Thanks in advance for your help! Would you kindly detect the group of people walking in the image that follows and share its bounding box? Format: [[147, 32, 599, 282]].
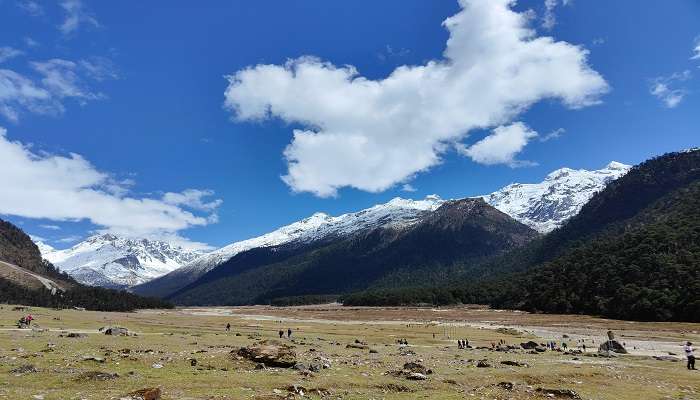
[[278, 328, 293, 339], [457, 339, 470, 349]]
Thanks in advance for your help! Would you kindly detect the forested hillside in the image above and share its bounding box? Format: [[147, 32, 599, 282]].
[[168, 199, 537, 305], [345, 150, 700, 322]]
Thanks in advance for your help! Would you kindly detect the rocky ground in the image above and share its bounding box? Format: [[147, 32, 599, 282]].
[[1, 304, 699, 399]]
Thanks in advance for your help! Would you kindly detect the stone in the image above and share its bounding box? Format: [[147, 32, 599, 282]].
[[535, 388, 582, 399], [235, 340, 297, 368], [498, 381, 514, 390], [126, 387, 161, 400], [598, 340, 627, 354], [10, 364, 38, 374], [501, 360, 528, 367], [520, 341, 539, 349], [476, 360, 491, 368], [406, 372, 428, 380]]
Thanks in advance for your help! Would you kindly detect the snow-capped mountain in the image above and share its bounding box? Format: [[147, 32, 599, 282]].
[[482, 161, 631, 233], [40, 234, 204, 288], [164, 195, 444, 281]]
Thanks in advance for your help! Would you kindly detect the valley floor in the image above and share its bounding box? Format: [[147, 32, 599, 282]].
[[1, 304, 699, 399]]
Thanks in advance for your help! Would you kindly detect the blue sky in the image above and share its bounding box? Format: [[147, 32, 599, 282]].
[[0, 0, 698, 249]]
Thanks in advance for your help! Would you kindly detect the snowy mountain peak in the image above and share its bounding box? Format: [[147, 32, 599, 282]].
[[483, 162, 631, 233], [41, 234, 204, 288]]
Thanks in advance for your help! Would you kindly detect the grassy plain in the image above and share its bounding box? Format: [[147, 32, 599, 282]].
[[1, 304, 698, 399]]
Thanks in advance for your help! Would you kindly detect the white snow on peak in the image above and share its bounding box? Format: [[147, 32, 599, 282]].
[[176, 195, 445, 278], [41, 234, 203, 288], [482, 162, 631, 233]]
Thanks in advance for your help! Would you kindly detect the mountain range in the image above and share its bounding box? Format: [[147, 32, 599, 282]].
[[37, 162, 630, 293]]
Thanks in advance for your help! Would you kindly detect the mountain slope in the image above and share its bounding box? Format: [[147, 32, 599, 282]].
[[43, 234, 203, 288], [133, 196, 443, 297], [167, 199, 537, 305], [0, 219, 171, 311]]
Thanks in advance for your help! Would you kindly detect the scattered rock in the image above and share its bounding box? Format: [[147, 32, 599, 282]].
[[236, 340, 297, 368], [535, 388, 582, 399], [653, 355, 680, 362], [496, 327, 522, 335], [82, 356, 106, 363], [377, 383, 415, 392], [346, 343, 369, 350], [66, 332, 87, 338], [476, 359, 491, 368], [10, 364, 38, 374], [402, 361, 431, 375]]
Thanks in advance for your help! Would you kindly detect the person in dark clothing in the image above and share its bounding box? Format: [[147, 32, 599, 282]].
[[225, 323, 231, 332], [287, 328, 292, 339], [278, 329, 284, 339]]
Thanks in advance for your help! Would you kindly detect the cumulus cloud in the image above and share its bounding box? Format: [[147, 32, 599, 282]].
[[59, 0, 99, 36], [650, 70, 691, 108], [0, 57, 114, 122], [0, 47, 23, 64], [0, 127, 221, 249], [223, 0, 608, 197], [458, 122, 538, 167]]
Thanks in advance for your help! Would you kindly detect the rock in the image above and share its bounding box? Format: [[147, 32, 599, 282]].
[[406, 372, 428, 380], [497, 381, 514, 390], [653, 355, 680, 362], [102, 326, 130, 336], [476, 360, 491, 368], [402, 362, 431, 375], [236, 340, 297, 368], [496, 327, 522, 335], [190, 358, 197, 367], [151, 363, 163, 369], [346, 343, 369, 350], [83, 356, 106, 363], [66, 332, 87, 338], [10, 364, 38, 374], [520, 341, 539, 349], [76, 371, 119, 381], [501, 360, 528, 367], [598, 340, 627, 354], [535, 388, 582, 399], [369, 349, 378, 354], [126, 387, 161, 400]]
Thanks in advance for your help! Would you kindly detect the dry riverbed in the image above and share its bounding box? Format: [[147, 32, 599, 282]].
[[1, 304, 699, 399]]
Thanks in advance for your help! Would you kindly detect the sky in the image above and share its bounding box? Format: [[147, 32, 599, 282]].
[[0, 0, 698, 250]]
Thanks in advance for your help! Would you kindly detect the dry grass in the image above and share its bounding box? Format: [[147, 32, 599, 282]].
[[1, 304, 699, 399]]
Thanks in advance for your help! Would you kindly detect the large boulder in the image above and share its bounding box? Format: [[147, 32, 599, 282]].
[[598, 340, 627, 354], [236, 340, 297, 368], [520, 341, 539, 350], [101, 326, 130, 336]]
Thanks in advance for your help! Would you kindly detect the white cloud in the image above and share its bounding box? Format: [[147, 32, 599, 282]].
[[163, 189, 224, 212], [0, 57, 114, 122], [223, 0, 607, 197], [56, 235, 81, 243], [0, 47, 23, 64], [59, 0, 99, 36], [401, 184, 417, 192], [39, 224, 61, 230], [0, 127, 220, 249], [458, 122, 538, 167], [540, 127, 565, 142], [24, 37, 40, 48], [542, 0, 558, 30], [692, 38, 700, 60], [650, 70, 691, 108], [17, 0, 44, 17]]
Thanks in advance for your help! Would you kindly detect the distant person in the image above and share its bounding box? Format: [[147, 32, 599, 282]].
[[225, 323, 231, 332], [457, 340, 463, 349], [582, 344, 586, 352], [26, 314, 33, 326], [278, 330, 284, 339], [464, 339, 469, 348], [287, 328, 292, 339], [685, 342, 696, 370]]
